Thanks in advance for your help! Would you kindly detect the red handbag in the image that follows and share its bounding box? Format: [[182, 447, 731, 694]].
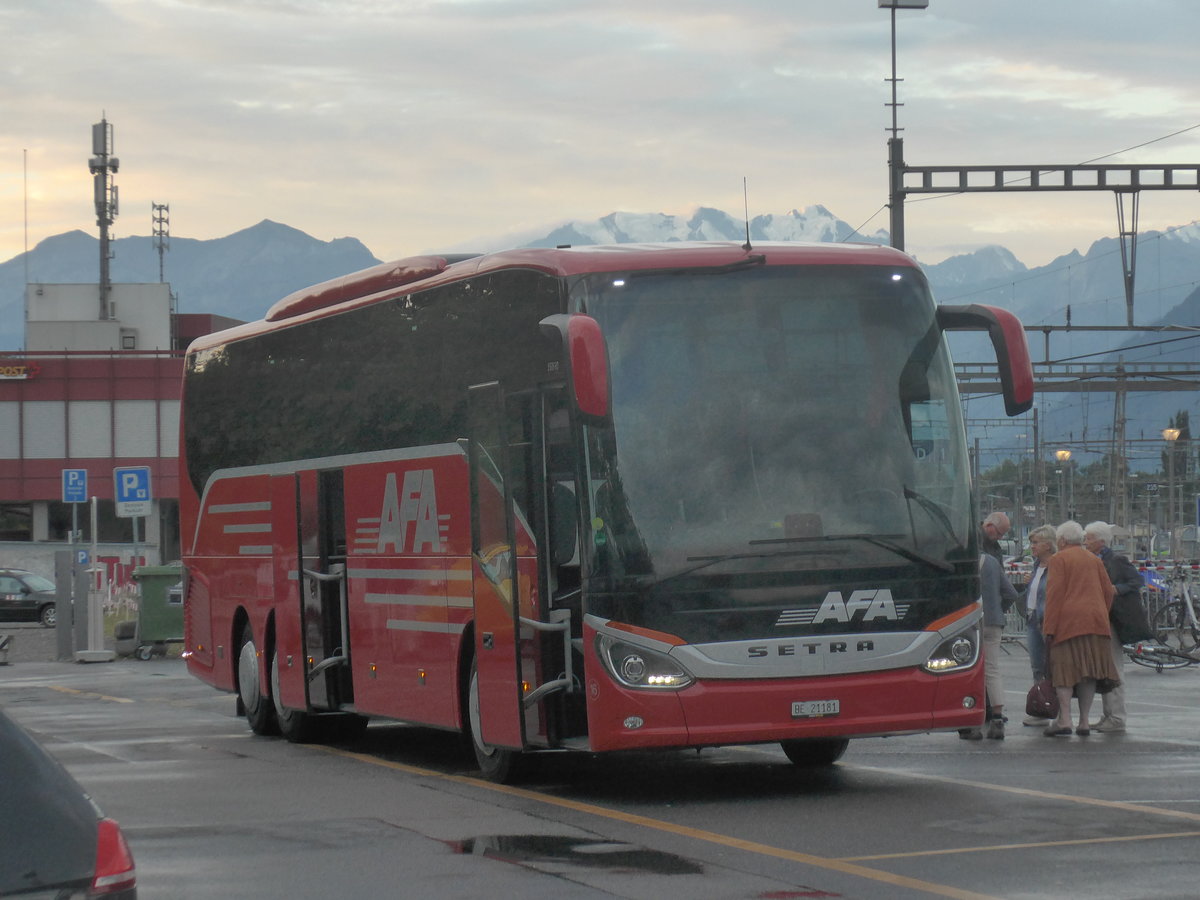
[[1026, 679, 1059, 719]]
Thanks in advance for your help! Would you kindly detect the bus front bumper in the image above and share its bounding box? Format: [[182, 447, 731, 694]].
[[584, 663, 985, 753]]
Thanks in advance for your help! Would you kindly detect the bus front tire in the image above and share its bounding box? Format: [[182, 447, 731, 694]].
[[238, 622, 279, 736], [780, 738, 849, 767], [467, 658, 523, 783]]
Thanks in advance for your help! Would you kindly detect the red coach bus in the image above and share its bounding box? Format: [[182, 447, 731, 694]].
[[179, 241, 1032, 780]]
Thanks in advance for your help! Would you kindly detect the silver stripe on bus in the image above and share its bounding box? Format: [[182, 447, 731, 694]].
[[208, 501, 272, 514], [238, 546, 273, 555], [363, 594, 472, 610], [223, 523, 271, 534], [385, 620, 466, 634], [364, 593, 445, 607], [347, 567, 471, 581]]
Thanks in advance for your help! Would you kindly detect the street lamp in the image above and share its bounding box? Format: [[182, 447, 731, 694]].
[[1163, 427, 1180, 546], [1056, 451, 1075, 520]]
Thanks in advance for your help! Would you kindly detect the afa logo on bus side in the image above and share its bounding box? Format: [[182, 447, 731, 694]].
[[374, 469, 449, 553]]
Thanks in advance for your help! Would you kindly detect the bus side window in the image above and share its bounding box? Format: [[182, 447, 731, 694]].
[[550, 482, 579, 569], [544, 400, 581, 603]]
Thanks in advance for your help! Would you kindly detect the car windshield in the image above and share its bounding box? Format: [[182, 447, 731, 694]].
[[573, 263, 972, 587], [21, 573, 56, 592]]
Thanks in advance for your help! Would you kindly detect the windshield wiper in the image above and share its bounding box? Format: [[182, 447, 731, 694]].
[[640, 544, 845, 589], [749, 533, 955, 573], [902, 486, 962, 547]]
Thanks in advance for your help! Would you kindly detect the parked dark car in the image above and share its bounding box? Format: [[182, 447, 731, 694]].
[[0, 568, 57, 627], [0, 707, 137, 897]]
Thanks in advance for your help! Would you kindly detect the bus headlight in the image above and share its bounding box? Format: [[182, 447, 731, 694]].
[[596, 635, 694, 690], [922, 627, 980, 673]]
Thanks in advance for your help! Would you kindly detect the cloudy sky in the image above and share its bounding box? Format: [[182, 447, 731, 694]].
[[3, 0, 1199, 268]]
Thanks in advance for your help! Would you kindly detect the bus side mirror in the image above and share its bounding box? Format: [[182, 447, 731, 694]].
[[539, 314, 610, 422], [936, 304, 1034, 417]]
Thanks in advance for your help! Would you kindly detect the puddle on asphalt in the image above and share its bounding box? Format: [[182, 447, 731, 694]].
[[446, 834, 704, 875]]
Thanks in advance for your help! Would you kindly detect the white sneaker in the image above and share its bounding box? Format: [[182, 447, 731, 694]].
[[1023, 714, 1051, 726], [1096, 719, 1126, 734]]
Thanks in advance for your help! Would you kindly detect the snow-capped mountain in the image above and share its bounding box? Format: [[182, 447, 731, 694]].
[[525, 205, 889, 249], [2, 206, 1195, 471]]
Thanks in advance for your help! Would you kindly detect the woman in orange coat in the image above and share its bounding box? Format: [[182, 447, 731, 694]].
[[1042, 520, 1121, 736]]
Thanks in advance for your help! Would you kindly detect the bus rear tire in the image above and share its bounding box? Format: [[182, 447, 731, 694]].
[[271, 646, 321, 743], [780, 738, 848, 767], [238, 622, 279, 736], [468, 658, 523, 783]]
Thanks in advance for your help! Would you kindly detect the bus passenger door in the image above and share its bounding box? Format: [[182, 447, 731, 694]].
[[297, 468, 354, 711], [468, 382, 525, 751]]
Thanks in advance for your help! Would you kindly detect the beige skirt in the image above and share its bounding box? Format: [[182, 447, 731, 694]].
[[1048, 634, 1120, 691]]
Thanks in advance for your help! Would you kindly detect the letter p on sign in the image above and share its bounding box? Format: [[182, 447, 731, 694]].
[[114, 466, 153, 517]]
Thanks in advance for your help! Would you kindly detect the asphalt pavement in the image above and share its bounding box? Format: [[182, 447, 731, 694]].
[[3, 617, 1199, 900]]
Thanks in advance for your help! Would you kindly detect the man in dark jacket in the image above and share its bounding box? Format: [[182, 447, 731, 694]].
[[1084, 521, 1152, 734]]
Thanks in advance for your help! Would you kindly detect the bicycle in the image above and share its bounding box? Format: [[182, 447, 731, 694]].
[[1127, 564, 1200, 672]]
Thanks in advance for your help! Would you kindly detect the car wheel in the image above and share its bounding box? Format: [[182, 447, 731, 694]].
[[237, 622, 279, 736], [39, 603, 56, 628]]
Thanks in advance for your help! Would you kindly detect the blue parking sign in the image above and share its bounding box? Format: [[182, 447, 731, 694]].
[[114, 466, 153, 517], [62, 468, 88, 503]]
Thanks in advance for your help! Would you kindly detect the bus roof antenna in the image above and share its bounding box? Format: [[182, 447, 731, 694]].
[[742, 177, 753, 252]]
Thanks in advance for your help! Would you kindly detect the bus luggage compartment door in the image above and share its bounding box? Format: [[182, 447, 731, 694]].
[[468, 382, 526, 751]]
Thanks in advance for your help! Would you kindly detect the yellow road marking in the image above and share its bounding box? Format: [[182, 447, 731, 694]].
[[841, 830, 1200, 861], [49, 685, 134, 704], [322, 747, 999, 900], [849, 764, 1200, 825]]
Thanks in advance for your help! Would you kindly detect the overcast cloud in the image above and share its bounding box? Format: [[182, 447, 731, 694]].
[[2, 0, 1198, 267]]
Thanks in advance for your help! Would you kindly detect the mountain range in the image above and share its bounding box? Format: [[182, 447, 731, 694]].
[[2, 205, 1196, 467]]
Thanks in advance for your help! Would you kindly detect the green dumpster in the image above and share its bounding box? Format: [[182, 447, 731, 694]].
[[131, 564, 184, 660]]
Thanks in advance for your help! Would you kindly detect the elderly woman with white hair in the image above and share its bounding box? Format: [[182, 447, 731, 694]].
[[1041, 520, 1122, 736]]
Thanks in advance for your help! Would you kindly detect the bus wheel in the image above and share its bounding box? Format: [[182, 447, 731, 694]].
[[270, 646, 320, 743], [780, 738, 848, 767], [237, 623, 279, 736], [467, 658, 523, 783]]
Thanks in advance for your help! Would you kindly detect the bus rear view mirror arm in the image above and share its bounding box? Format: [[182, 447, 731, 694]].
[[936, 304, 1034, 417], [539, 313, 611, 423]]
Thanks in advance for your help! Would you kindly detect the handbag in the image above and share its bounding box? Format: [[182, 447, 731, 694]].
[[1026, 678, 1059, 719]]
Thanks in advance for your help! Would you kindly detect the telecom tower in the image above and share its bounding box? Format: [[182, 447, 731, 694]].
[[152, 202, 170, 282], [89, 116, 119, 320]]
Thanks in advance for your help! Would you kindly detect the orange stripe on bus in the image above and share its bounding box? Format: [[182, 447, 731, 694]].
[[924, 602, 981, 633], [606, 621, 688, 646]]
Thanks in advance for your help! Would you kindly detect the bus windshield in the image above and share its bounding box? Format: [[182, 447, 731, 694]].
[[574, 263, 972, 590]]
